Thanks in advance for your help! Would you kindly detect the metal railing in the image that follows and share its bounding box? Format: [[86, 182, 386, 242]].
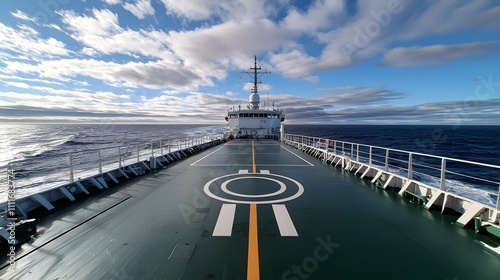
[[1, 134, 224, 202], [284, 134, 500, 210]]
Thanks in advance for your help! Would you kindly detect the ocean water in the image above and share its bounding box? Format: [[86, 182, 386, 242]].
[[0, 124, 225, 201], [0, 124, 499, 206]]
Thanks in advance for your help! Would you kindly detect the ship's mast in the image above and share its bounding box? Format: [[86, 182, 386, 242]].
[[242, 56, 270, 94]]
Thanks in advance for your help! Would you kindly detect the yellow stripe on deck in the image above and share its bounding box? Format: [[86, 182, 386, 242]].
[[247, 140, 260, 279], [247, 203, 259, 279]]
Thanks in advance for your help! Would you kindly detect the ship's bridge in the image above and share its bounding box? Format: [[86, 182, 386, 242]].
[[225, 57, 285, 139]]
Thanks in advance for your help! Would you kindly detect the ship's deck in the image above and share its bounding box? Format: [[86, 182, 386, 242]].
[[2, 140, 499, 279]]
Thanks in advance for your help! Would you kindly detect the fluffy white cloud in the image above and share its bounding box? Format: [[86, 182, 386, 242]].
[[124, 0, 155, 19], [159, 0, 282, 21], [10, 10, 36, 22], [0, 22, 69, 59], [103, 0, 121, 5], [59, 9, 172, 59], [382, 41, 500, 67], [281, 0, 344, 33], [4, 58, 212, 90]]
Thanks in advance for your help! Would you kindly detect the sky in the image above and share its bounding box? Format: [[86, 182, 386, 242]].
[[0, 0, 499, 125]]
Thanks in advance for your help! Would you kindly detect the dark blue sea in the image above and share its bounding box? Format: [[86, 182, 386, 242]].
[[1, 124, 499, 206]]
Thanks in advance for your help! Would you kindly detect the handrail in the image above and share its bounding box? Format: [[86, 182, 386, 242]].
[[1, 133, 225, 201], [285, 133, 500, 169], [284, 133, 500, 210]]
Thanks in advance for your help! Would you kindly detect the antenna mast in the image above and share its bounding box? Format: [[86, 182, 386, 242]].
[[241, 56, 270, 94]]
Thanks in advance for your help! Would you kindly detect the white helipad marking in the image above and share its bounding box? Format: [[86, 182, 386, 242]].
[[239, 170, 249, 174], [260, 170, 270, 174], [272, 204, 298, 236], [221, 176, 286, 198], [213, 204, 236, 236], [204, 173, 304, 205], [190, 146, 225, 166]]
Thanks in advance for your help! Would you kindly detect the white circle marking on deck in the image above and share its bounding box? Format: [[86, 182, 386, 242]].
[[221, 176, 286, 198], [204, 173, 304, 204]]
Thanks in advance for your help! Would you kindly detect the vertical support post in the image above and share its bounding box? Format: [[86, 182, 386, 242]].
[[440, 158, 446, 190], [168, 140, 171, 153], [119, 147, 122, 168], [356, 144, 359, 162], [324, 139, 328, 160], [69, 153, 74, 183], [351, 144, 353, 159], [496, 184, 500, 211], [98, 149, 102, 175], [151, 142, 154, 158], [333, 141, 336, 156], [385, 149, 389, 171], [341, 142, 345, 155], [408, 153, 413, 179], [137, 145, 140, 163], [369, 146, 373, 166], [280, 123, 285, 143]]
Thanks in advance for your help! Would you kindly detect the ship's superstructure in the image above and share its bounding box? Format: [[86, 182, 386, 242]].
[[225, 56, 284, 139]]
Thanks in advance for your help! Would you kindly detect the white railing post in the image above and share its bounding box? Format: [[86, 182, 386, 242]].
[[385, 149, 389, 171], [168, 140, 171, 153], [440, 158, 446, 190], [408, 153, 413, 179], [356, 144, 359, 162], [151, 142, 154, 158], [333, 141, 336, 156], [119, 147, 122, 168], [351, 144, 353, 159], [69, 153, 74, 183], [98, 149, 102, 175], [325, 139, 329, 160], [369, 146, 373, 166], [496, 184, 500, 211], [137, 145, 140, 163]]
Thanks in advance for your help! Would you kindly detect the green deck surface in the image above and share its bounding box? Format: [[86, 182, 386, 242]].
[[1, 140, 499, 279]]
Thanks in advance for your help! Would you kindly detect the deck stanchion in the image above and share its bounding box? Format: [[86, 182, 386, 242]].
[[385, 149, 389, 171], [408, 153, 413, 179], [69, 153, 74, 183], [356, 144, 359, 161], [369, 146, 373, 166], [168, 140, 171, 153], [440, 158, 446, 190], [137, 145, 140, 163], [98, 150, 102, 175], [325, 138, 329, 160], [496, 184, 500, 211], [119, 147, 122, 168]]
